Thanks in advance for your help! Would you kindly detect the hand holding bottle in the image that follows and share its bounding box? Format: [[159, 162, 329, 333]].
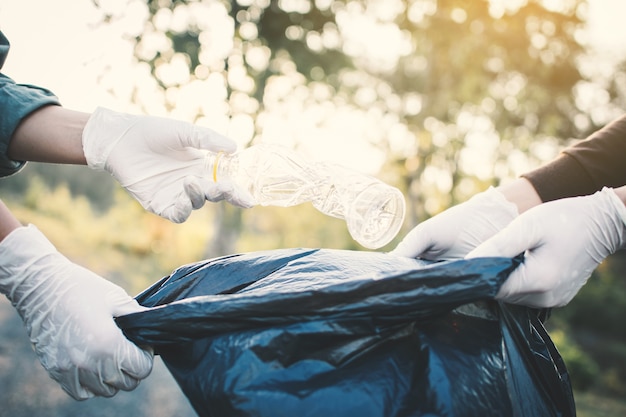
[[82, 107, 255, 223]]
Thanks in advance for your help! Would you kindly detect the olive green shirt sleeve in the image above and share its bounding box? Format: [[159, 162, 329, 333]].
[[0, 31, 61, 177], [522, 114, 626, 202]]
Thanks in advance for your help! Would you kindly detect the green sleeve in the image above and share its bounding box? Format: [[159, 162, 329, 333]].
[[0, 31, 61, 177], [522, 114, 626, 201]]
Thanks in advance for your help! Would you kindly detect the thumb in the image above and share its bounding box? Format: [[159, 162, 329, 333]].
[[491, 256, 542, 306], [107, 286, 148, 317], [108, 290, 154, 381], [155, 191, 193, 224], [465, 219, 545, 305], [389, 224, 433, 258], [466, 219, 538, 259], [186, 125, 237, 153]]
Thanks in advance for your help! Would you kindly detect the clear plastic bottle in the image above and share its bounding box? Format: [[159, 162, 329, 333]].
[[204, 144, 406, 249]]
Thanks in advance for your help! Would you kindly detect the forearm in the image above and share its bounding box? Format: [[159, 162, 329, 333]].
[[8, 105, 89, 165]]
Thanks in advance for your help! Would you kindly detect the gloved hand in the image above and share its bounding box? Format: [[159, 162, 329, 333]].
[[390, 187, 518, 260], [82, 107, 254, 223], [0, 225, 153, 400], [467, 187, 626, 307]]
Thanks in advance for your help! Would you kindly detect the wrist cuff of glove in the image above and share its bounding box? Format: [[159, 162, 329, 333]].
[[0, 224, 58, 295], [602, 186, 626, 223], [82, 107, 130, 171], [475, 186, 520, 217], [601, 187, 626, 248]]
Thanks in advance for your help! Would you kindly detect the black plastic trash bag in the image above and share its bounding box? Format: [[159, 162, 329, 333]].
[[116, 248, 575, 417]]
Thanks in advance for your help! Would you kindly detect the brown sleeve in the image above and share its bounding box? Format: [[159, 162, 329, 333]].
[[522, 114, 626, 202]]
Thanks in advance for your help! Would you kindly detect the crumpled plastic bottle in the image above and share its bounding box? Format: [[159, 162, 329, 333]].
[[204, 144, 405, 249]]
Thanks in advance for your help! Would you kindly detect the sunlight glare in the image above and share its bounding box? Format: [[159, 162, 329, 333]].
[[407, 0, 437, 25], [278, 0, 311, 14], [337, 9, 411, 73], [488, 0, 527, 18], [155, 53, 191, 86], [1, 0, 626, 176]]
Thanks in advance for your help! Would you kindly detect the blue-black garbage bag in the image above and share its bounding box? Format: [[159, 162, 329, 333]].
[[116, 248, 575, 417]]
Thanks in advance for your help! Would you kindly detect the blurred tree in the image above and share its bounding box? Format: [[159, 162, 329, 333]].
[[374, 0, 587, 227], [0, 163, 117, 211], [129, 0, 356, 254], [120, 0, 589, 253], [549, 250, 626, 396]]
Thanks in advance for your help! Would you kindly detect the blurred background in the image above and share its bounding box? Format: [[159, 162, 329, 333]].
[[1, 0, 625, 415]]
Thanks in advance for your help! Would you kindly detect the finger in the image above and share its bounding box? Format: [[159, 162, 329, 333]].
[[157, 193, 192, 223], [183, 177, 208, 210], [106, 299, 154, 389], [466, 218, 538, 259], [197, 177, 226, 203], [118, 344, 154, 382], [217, 180, 256, 208], [77, 367, 119, 398], [109, 374, 141, 393], [494, 260, 531, 303], [108, 287, 147, 317], [56, 373, 95, 400], [495, 248, 573, 308], [200, 178, 256, 208], [81, 344, 150, 395], [495, 262, 557, 308], [111, 335, 154, 388], [187, 125, 237, 154], [389, 224, 433, 258]]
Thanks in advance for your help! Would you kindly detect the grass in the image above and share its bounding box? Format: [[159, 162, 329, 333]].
[[575, 391, 626, 417]]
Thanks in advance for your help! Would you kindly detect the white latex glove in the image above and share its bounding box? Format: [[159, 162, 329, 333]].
[[467, 187, 626, 308], [0, 225, 153, 400], [82, 107, 254, 223], [390, 187, 518, 260]]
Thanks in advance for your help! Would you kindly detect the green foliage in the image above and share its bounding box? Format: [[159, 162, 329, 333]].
[[5, 179, 216, 294], [550, 328, 600, 391], [0, 162, 116, 211], [238, 203, 360, 252], [141, 0, 352, 98], [575, 390, 626, 417], [126, 0, 593, 249], [383, 0, 586, 226], [555, 254, 626, 340], [549, 252, 626, 397]]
